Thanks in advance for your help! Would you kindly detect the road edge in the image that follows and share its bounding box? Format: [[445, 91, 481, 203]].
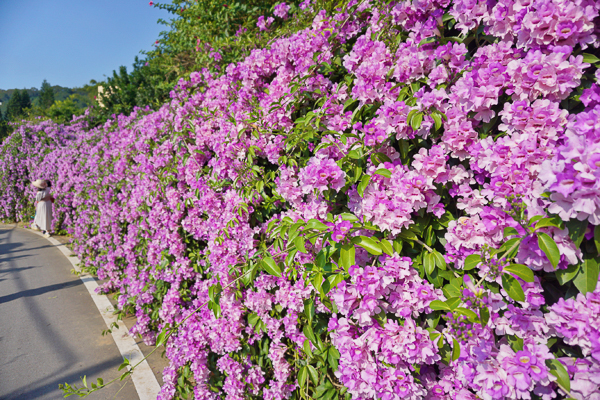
[[28, 228, 161, 400]]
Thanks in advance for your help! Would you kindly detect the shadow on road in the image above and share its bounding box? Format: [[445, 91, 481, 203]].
[[0, 280, 82, 304], [1, 356, 133, 400]]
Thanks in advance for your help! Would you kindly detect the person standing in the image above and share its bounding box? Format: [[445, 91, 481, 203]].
[[31, 179, 54, 238]]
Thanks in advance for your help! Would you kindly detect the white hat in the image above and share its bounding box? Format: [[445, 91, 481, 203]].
[[32, 179, 47, 189]]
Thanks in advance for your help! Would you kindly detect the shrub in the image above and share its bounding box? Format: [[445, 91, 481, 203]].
[[2, 1, 600, 399]]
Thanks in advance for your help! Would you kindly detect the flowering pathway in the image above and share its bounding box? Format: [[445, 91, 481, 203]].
[[0, 225, 138, 400]]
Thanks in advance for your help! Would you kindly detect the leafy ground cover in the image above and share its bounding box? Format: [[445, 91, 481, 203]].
[[2, 1, 600, 399]]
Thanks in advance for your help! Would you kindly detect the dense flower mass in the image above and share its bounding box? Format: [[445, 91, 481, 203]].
[[1, 1, 600, 399]]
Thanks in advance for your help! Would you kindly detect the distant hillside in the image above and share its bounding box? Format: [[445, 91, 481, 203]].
[[0, 85, 94, 114]]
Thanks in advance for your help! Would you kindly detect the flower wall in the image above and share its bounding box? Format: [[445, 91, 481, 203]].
[[1, 1, 600, 399]]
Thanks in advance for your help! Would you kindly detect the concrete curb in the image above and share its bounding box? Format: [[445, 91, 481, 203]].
[[29, 229, 161, 400]]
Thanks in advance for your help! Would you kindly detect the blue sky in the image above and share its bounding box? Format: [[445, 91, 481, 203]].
[[0, 0, 171, 90]]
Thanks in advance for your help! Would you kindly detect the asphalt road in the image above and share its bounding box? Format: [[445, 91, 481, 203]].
[[0, 225, 139, 400]]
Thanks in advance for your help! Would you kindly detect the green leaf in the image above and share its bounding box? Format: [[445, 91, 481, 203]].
[[445, 297, 461, 310], [443, 280, 462, 298], [304, 299, 315, 323], [455, 307, 479, 322], [288, 221, 304, 240], [371, 152, 392, 165], [502, 274, 525, 302], [503, 227, 519, 237], [327, 346, 340, 371], [208, 300, 221, 318], [339, 244, 355, 271], [303, 324, 317, 344], [312, 272, 324, 293], [357, 174, 371, 197], [546, 359, 571, 392], [463, 254, 481, 270], [410, 112, 423, 130], [295, 236, 308, 253], [354, 236, 382, 255], [503, 264, 534, 283], [537, 232, 560, 269], [248, 312, 261, 328], [156, 329, 168, 347], [452, 337, 461, 361], [431, 112, 442, 131], [423, 252, 435, 275], [392, 238, 403, 254], [340, 212, 359, 222], [499, 238, 521, 259], [442, 12, 454, 22], [380, 239, 394, 256], [418, 36, 436, 46], [298, 366, 308, 387], [582, 53, 600, 64], [373, 168, 392, 178], [429, 300, 451, 311], [480, 306, 490, 327], [534, 216, 564, 231], [426, 266, 443, 287], [261, 257, 282, 277], [397, 228, 417, 241], [342, 98, 359, 112], [566, 219, 588, 247], [209, 283, 222, 303], [303, 339, 313, 359], [306, 219, 329, 231], [327, 273, 344, 290], [348, 149, 361, 159], [573, 257, 600, 295], [528, 215, 544, 225], [432, 250, 447, 270], [508, 335, 524, 351], [556, 263, 580, 285], [307, 365, 319, 385], [438, 211, 455, 227]]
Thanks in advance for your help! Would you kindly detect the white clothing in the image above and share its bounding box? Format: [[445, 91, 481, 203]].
[[34, 188, 53, 232]]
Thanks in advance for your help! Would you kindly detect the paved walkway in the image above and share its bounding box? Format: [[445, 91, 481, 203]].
[[0, 225, 138, 400]]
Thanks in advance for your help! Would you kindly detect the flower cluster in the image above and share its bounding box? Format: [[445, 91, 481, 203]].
[[0, 1, 599, 399]]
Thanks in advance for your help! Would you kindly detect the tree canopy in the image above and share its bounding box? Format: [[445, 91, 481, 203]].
[[39, 79, 55, 109]]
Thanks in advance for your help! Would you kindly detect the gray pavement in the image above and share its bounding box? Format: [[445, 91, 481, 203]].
[[0, 225, 139, 400]]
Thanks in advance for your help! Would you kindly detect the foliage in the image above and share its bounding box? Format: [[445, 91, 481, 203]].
[[93, 58, 171, 121], [94, 0, 309, 120], [46, 95, 85, 124], [1, 1, 600, 400], [39, 79, 56, 110], [5, 89, 31, 121], [0, 110, 9, 141], [1, 82, 90, 126]]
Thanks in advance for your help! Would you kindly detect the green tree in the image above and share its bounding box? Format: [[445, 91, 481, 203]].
[[0, 108, 7, 141], [39, 79, 55, 109], [94, 0, 307, 121], [6, 90, 23, 121], [94, 58, 170, 120], [46, 95, 83, 123], [19, 89, 31, 111]]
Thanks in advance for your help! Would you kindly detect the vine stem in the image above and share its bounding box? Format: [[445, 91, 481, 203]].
[[415, 238, 433, 253]]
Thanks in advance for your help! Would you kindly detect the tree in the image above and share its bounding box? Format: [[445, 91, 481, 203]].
[[6, 89, 32, 121], [19, 89, 31, 111], [46, 95, 83, 123], [0, 108, 9, 140], [39, 80, 55, 109], [6, 90, 23, 121]]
